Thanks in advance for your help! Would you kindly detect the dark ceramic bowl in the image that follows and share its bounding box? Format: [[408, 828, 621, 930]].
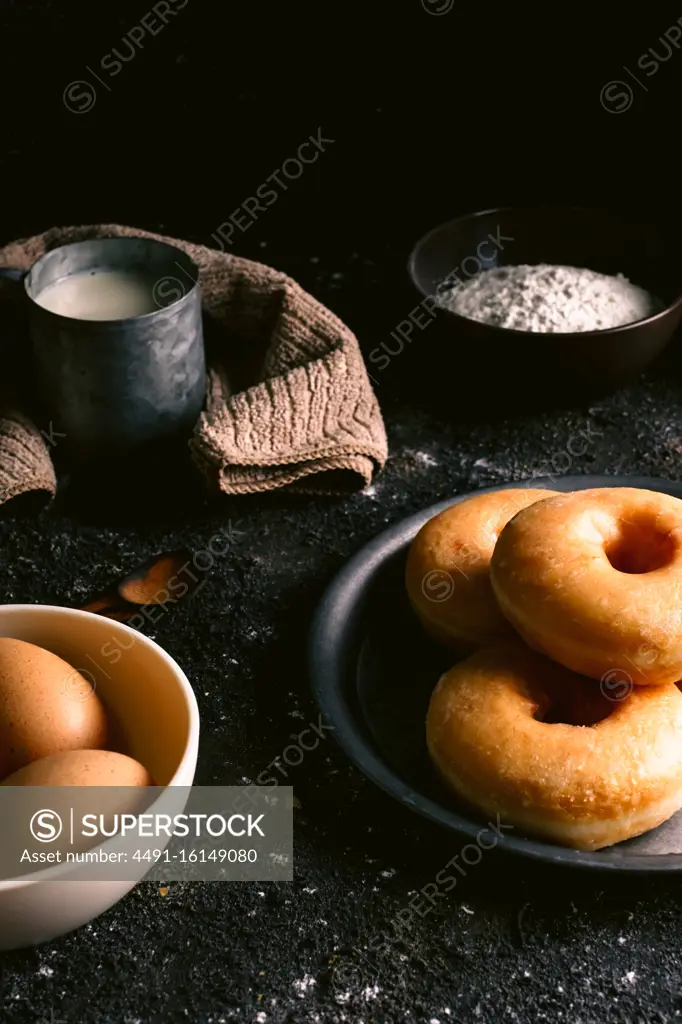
[[407, 207, 682, 405]]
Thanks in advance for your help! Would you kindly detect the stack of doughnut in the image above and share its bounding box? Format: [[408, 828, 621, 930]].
[[405, 487, 682, 850]]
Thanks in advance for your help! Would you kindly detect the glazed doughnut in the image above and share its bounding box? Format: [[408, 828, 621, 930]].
[[405, 488, 559, 650], [490, 487, 682, 686], [426, 642, 682, 850]]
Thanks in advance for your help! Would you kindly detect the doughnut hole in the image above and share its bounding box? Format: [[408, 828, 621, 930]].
[[604, 514, 677, 574], [529, 675, 615, 727]]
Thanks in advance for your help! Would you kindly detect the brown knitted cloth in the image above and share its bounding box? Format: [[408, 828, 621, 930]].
[[0, 409, 56, 511], [0, 224, 387, 501]]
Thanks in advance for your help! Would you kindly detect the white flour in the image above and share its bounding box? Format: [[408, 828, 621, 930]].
[[439, 263, 658, 333]]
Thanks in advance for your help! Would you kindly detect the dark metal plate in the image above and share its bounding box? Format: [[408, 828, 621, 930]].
[[309, 475, 682, 871]]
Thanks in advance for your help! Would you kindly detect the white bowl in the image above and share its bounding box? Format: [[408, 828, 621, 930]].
[[0, 604, 199, 950]]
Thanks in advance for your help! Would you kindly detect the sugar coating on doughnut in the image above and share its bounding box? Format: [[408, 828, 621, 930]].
[[405, 488, 559, 650], [426, 642, 682, 850], [490, 487, 682, 686]]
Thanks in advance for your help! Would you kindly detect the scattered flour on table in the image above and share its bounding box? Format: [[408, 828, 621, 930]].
[[413, 451, 438, 467], [293, 974, 316, 997], [439, 264, 658, 333]]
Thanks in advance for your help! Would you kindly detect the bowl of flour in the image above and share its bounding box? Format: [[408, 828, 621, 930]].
[[438, 264, 661, 334], [406, 206, 682, 402]]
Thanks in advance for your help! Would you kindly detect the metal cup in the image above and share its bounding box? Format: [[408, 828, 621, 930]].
[[2, 236, 206, 459]]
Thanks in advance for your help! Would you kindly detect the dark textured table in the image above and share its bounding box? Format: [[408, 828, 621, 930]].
[[2, 349, 682, 1023]]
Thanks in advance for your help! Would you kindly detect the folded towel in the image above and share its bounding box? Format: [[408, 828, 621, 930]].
[[0, 408, 56, 512], [0, 224, 387, 503]]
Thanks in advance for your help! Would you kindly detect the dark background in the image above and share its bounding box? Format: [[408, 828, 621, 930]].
[[2, 3, 682, 1023], [3, 1, 681, 330]]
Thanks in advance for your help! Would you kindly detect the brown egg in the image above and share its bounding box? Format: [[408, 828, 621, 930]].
[[0, 638, 108, 779], [2, 751, 153, 859], [0, 749, 152, 786]]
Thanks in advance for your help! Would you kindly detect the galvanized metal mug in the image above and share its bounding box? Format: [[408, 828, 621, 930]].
[[0, 237, 206, 458]]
